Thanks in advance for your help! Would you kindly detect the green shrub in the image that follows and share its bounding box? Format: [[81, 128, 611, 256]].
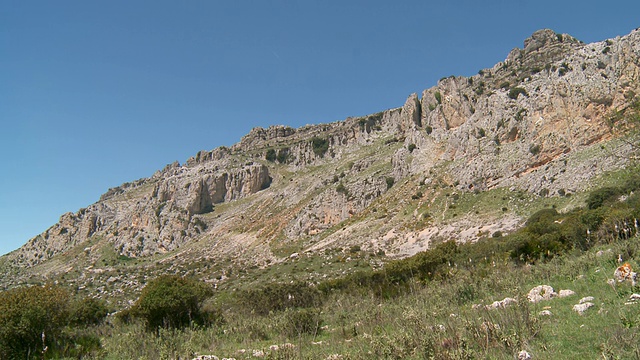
[[408, 143, 417, 152], [508, 87, 528, 100], [622, 174, 640, 193], [386, 177, 395, 190], [586, 187, 621, 209], [558, 62, 571, 76], [276, 148, 290, 163], [336, 183, 349, 196], [311, 137, 329, 157], [529, 144, 541, 155], [0, 285, 70, 359], [434, 91, 442, 104], [280, 308, 323, 337], [580, 208, 606, 231], [525, 208, 559, 233], [425, 125, 433, 134], [69, 297, 109, 326], [385, 241, 458, 283], [265, 148, 276, 162], [129, 275, 214, 331], [236, 282, 324, 315], [319, 268, 407, 299], [515, 108, 527, 121], [358, 118, 367, 130]]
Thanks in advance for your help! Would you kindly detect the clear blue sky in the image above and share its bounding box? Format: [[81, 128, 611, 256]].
[[1, 1, 639, 256]]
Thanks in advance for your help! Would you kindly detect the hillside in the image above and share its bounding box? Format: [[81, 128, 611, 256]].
[[1, 27, 640, 309]]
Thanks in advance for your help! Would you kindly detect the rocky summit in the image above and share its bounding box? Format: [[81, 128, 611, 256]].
[[2, 28, 640, 304]]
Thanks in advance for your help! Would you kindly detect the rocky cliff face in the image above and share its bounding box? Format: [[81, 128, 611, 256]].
[[15, 160, 272, 265], [3, 28, 640, 294]]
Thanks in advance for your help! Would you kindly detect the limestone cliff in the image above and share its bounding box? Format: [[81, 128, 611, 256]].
[[3, 28, 640, 296]]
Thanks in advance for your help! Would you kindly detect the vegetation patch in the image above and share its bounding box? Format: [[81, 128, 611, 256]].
[[508, 87, 528, 100], [311, 137, 330, 157]]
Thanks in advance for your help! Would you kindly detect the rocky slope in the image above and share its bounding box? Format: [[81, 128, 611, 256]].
[[2, 28, 639, 301]]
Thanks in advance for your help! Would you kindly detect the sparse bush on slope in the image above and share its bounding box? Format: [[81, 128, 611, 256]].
[[127, 275, 214, 331], [69, 297, 109, 326], [236, 281, 324, 315]]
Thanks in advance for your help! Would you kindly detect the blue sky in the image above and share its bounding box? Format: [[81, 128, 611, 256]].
[[1, 1, 639, 256]]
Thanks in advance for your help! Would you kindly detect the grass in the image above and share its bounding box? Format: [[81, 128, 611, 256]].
[[24, 228, 637, 359], [5, 183, 640, 359]]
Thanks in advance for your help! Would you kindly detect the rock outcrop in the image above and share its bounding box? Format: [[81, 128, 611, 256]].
[[4, 28, 640, 294]]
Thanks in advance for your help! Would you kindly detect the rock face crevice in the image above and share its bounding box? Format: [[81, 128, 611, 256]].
[[7, 28, 640, 269]]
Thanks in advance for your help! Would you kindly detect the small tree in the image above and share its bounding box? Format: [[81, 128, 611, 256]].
[[0, 285, 70, 359], [130, 275, 213, 331]]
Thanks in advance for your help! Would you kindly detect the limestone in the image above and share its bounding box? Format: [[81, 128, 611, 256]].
[[558, 289, 576, 298], [487, 297, 517, 309], [615, 263, 638, 285], [579, 296, 595, 304], [573, 302, 594, 315], [518, 350, 532, 360], [527, 285, 557, 303]]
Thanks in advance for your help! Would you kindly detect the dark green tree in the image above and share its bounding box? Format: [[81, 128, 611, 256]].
[[0, 285, 70, 359]]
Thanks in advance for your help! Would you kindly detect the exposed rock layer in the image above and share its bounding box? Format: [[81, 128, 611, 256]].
[[6, 28, 640, 273]]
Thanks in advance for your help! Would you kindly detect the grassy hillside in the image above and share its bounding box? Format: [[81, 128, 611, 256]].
[[1, 165, 640, 359]]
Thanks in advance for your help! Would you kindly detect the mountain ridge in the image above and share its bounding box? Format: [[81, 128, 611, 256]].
[[2, 28, 639, 303]]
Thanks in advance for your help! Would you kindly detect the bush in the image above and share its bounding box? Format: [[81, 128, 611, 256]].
[[276, 148, 290, 163], [408, 143, 417, 152], [336, 183, 349, 196], [237, 282, 324, 316], [508, 87, 528, 100], [311, 137, 329, 157], [0, 285, 70, 359], [129, 275, 214, 331], [265, 149, 276, 162], [280, 308, 323, 337], [525, 208, 559, 234], [385, 241, 458, 284], [580, 208, 606, 231], [386, 177, 395, 190], [587, 187, 621, 209], [434, 91, 442, 104], [529, 144, 541, 155], [69, 297, 109, 326]]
